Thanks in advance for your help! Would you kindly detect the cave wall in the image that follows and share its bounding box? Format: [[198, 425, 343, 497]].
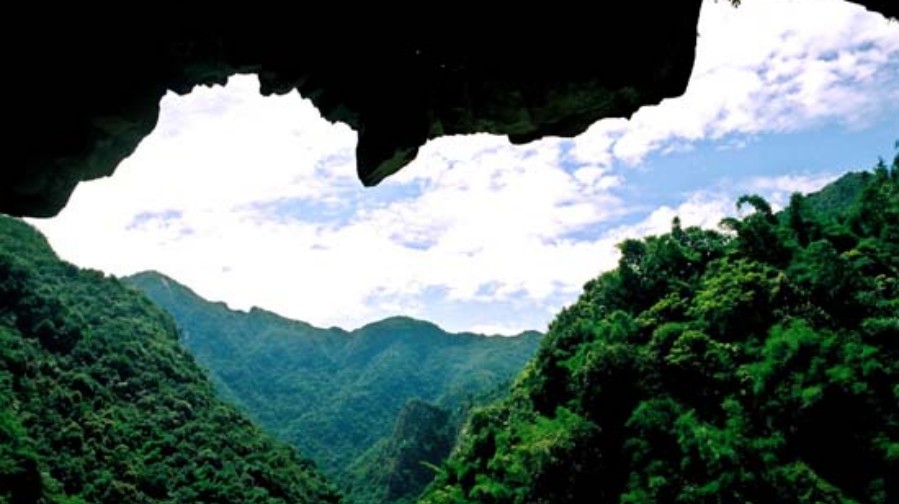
[[4, 2, 895, 217]]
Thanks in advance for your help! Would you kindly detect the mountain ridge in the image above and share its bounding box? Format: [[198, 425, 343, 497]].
[[127, 270, 538, 339], [126, 270, 543, 503]]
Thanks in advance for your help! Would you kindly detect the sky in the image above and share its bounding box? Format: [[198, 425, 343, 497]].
[[31, 0, 899, 335]]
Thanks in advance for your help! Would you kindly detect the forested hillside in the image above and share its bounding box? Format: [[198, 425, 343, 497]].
[[421, 157, 898, 503], [126, 274, 541, 503], [0, 217, 339, 503]]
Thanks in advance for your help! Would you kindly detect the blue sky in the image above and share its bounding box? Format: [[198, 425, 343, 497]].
[[32, 0, 898, 334]]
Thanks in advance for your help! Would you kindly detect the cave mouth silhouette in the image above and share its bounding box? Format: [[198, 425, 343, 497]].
[[6, 2, 896, 218], [7, 4, 708, 217]]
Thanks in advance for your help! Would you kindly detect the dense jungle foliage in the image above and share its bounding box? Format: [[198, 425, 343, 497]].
[[421, 156, 899, 504]]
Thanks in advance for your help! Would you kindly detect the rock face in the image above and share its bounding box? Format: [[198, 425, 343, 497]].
[[347, 399, 457, 504], [4, 2, 894, 217]]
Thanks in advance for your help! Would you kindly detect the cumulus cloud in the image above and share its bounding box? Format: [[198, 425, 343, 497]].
[[569, 0, 899, 168], [33, 78, 634, 331]]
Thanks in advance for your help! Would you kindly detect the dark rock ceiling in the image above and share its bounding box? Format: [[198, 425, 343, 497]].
[[4, 2, 895, 217]]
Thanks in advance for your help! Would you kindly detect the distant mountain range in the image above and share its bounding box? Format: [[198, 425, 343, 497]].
[[126, 271, 542, 503]]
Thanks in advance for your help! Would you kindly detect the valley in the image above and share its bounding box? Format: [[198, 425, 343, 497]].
[[126, 273, 541, 503], [2, 152, 896, 503]]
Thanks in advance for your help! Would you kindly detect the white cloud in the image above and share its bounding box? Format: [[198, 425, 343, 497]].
[[33, 79, 634, 331], [314, 134, 631, 309], [570, 0, 899, 168], [468, 323, 534, 337]]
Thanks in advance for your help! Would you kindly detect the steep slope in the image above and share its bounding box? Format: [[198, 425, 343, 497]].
[[345, 399, 456, 504], [0, 216, 339, 503], [126, 273, 541, 497], [421, 155, 898, 503]]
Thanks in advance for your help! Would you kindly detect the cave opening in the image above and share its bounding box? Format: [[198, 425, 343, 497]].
[[3, 1, 897, 502]]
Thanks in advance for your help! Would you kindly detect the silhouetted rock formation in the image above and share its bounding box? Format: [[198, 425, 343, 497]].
[[5, 2, 893, 217]]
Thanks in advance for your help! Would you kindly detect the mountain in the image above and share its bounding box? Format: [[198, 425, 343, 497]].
[[421, 155, 899, 503], [125, 272, 542, 502], [802, 171, 869, 220], [0, 216, 339, 503]]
